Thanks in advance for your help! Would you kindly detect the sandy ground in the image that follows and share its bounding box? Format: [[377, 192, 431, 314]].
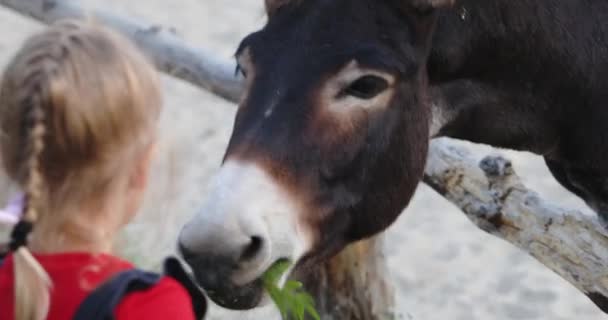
[[0, 1, 605, 319]]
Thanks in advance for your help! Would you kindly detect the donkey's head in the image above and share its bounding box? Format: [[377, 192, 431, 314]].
[[179, 0, 453, 309]]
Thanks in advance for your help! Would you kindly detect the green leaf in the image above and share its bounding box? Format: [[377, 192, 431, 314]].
[[262, 260, 320, 320]]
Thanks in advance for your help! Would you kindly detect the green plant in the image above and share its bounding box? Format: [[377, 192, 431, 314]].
[[262, 260, 320, 320]]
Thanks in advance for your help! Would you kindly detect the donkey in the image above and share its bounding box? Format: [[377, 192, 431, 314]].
[[178, 0, 608, 311]]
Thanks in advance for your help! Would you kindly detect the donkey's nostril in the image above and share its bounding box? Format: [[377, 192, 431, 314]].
[[239, 235, 264, 262]]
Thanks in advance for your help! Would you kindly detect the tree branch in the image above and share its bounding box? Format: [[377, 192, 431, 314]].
[[425, 138, 608, 313], [0, 0, 243, 103], [3, 0, 607, 315]]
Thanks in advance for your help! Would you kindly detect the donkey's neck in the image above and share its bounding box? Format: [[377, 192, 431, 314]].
[[429, 0, 596, 81], [426, 0, 604, 154]]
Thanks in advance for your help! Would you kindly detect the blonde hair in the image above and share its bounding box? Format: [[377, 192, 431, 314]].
[[0, 20, 161, 320]]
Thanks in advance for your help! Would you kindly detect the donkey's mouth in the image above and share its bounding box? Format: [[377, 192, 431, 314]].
[[191, 266, 266, 310], [191, 258, 295, 310]]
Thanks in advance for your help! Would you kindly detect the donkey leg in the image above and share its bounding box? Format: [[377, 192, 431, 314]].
[[545, 158, 608, 225]]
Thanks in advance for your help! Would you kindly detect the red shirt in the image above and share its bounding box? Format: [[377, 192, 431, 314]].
[[0, 252, 196, 320]]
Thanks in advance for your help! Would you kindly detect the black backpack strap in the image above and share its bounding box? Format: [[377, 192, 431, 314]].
[[163, 257, 207, 319], [73, 257, 207, 320], [73, 269, 161, 320], [0, 244, 8, 264]]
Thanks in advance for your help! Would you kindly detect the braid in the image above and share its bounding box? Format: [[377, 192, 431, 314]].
[[8, 21, 89, 250], [9, 37, 62, 320], [10, 62, 50, 251], [25, 100, 46, 222]]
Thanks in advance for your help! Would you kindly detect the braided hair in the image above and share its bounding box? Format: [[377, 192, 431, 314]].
[[5, 31, 63, 320]]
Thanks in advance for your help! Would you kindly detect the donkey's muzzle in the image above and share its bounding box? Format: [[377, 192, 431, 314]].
[[176, 160, 312, 309], [179, 242, 265, 309]]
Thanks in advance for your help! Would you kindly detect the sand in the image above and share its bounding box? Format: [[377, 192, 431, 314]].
[[0, 1, 604, 319]]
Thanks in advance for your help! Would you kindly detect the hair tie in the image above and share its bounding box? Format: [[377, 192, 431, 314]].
[[9, 220, 34, 251]]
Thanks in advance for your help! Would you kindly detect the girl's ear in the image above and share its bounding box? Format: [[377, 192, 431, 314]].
[[122, 141, 157, 226], [130, 142, 157, 190]]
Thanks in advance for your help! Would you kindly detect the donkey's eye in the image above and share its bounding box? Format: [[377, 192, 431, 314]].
[[235, 63, 248, 78], [343, 75, 389, 99]]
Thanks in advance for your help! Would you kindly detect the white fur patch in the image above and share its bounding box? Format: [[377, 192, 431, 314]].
[[429, 88, 455, 138], [178, 160, 311, 285]]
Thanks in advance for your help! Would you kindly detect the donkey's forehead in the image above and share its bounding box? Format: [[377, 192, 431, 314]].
[[238, 0, 420, 74], [247, 0, 417, 47], [240, 46, 413, 81], [238, 37, 416, 80]]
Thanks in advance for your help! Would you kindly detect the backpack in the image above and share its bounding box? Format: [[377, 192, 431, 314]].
[[73, 257, 207, 320], [0, 255, 207, 320]]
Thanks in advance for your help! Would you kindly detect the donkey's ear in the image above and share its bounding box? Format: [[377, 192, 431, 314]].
[[265, 0, 292, 16], [411, 0, 456, 8], [401, 0, 455, 57], [409, 0, 456, 13]]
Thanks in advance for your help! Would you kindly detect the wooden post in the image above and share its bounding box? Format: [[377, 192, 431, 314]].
[[424, 139, 608, 313]]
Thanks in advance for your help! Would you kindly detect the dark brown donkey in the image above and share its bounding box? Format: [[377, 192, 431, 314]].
[[179, 0, 608, 311]]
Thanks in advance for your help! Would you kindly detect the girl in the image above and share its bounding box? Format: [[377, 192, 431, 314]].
[[0, 20, 198, 320]]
